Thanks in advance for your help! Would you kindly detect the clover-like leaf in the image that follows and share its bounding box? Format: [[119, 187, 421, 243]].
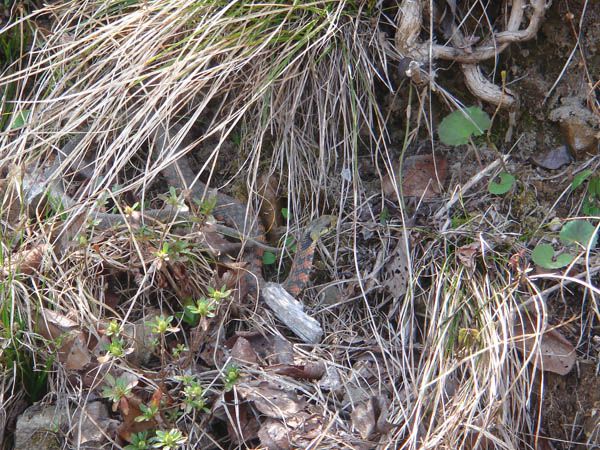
[[559, 220, 597, 248], [488, 172, 515, 195], [531, 244, 574, 269], [262, 251, 276, 265], [438, 106, 491, 146]]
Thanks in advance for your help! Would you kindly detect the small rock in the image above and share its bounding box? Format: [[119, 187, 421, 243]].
[[15, 401, 116, 449], [549, 97, 599, 159]]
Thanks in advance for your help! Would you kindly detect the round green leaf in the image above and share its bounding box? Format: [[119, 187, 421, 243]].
[[531, 244, 574, 269], [262, 251, 276, 265], [438, 106, 491, 146], [559, 220, 598, 248], [488, 172, 515, 195]]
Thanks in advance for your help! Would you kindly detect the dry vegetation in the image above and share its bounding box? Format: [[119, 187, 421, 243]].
[[0, 1, 598, 449]]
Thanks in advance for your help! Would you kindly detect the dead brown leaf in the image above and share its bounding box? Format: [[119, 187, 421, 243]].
[[258, 418, 292, 450], [383, 234, 410, 297], [267, 362, 325, 380], [226, 331, 294, 365], [457, 242, 480, 269], [351, 395, 393, 440], [513, 313, 576, 375], [35, 309, 92, 371], [237, 382, 305, 419], [382, 154, 447, 199], [231, 337, 260, 366]]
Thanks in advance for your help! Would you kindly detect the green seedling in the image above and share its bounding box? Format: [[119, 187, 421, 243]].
[[149, 315, 179, 335], [207, 285, 232, 301], [135, 403, 160, 422], [151, 429, 186, 450], [101, 374, 137, 406], [438, 106, 491, 146], [105, 320, 121, 337], [223, 365, 241, 391], [488, 172, 515, 195], [194, 195, 217, 216], [125, 431, 151, 450], [104, 337, 130, 359], [164, 186, 186, 209], [186, 298, 216, 319], [182, 379, 208, 413], [172, 344, 188, 357]]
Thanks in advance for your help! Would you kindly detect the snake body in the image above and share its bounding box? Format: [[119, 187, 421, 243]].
[[160, 153, 333, 297]]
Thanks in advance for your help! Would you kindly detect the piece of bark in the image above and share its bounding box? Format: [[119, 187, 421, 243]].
[[261, 282, 323, 344]]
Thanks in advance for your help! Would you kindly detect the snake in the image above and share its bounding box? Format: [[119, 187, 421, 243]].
[[154, 125, 335, 298], [162, 158, 334, 297]]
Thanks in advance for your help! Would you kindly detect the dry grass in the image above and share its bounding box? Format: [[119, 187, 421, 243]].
[[0, 1, 594, 449]]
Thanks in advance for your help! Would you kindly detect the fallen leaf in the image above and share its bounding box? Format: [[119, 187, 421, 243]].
[[237, 382, 305, 419], [3, 244, 51, 276], [457, 242, 480, 269], [382, 234, 410, 297], [513, 312, 576, 375], [258, 418, 292, 450], [225, 331, 294, 365], [383, 154, 447, 199], [351, 395, 393, 440], [267, 362, 326, 380], [35, 309, 91, 371], [530, 145, 573, 170], [231, 337, 260, 366]]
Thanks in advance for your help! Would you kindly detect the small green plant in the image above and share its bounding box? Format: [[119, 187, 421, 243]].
[[105, 320, 121, 337], [164, 186, 186, 209], [135, 403, 160, 422], [104, 337, 130, 359], [125, 431, 152, 450], [149, 315, 179, 335], [151, 429, 186, 450], [195, 195, 217, 216], [101, 374, 136, 406], [181, 378, 209, 413], [172, 343, 188, 357], [223, 365, 241, 391], [124, 202, 140, 216], [155, 243, 170, 262], [186, 298, 216, 319], [438, 106, 491, 146], [207, 285, 233, 301], [571, 170, 600, 216], [488, 172, 516, 195]]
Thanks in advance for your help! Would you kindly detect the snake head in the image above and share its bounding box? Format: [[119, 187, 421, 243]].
[[308, 215, 336, 242]]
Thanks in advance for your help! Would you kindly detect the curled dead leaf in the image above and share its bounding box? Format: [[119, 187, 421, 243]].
[[513, 312, 576, 375]]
